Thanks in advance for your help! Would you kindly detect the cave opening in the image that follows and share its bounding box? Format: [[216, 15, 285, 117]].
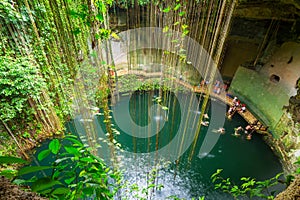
[[270, 74, 280, 83]]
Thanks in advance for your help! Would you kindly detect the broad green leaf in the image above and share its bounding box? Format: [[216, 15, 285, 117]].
[[38, 149, 51, 161], [183, 29, 189, 35], [163, 6, 171, 13], [64, 137, 83, 147], [163, 26, 169, 32], [52, 170, 61, 179], [80, 157, 95, 163], [51, 187, 70, 195], [111, 32, 120, 40], [0, 169, 18, 179], [0, 156, 28, 164], [64, 176, 76, 184], [65, 134, 77, 138], [49, 139, 61, 154], [39, 188, 53, 195], [179, 11, 186, 16], [275, 172, 283, 179], [174, 3, 181, 11], [181, 24, 188, 30], [96, 13, 104, 22], [162, 106, 168, 110], [18, 166, 53, 176], [13, 178, 29, 185], [241, 177, 250, 181], [82, 187, 94, 195], [32, 177, 62, 192], [211, 169, 223, 179], [64, 146, 80, 157], [174, 21, 180, 26], [79, 170, 86, 177]]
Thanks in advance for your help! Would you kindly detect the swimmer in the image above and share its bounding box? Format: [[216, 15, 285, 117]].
[[234, 126, 243, 136], [236, 126, 243, 131], [234, 131, 241, 136], [245, 125, 252, 130], [217, 127, 225, 134], [246, 134, 252, 140], [201, 121, 209, 126], [204, 113, 209, 119]]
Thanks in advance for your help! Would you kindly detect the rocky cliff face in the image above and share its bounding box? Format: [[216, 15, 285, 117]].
[[226, 0, 300, 176], [286, 80, 300, 123], [275, 175, 300, 200], [220, 0, 300, 78], [278, 79, 300, 171]]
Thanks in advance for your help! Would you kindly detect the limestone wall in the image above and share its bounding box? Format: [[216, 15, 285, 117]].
[[229, 42, 300, 173], [229, 67, 290, 134], [260, 42, 300, 97]]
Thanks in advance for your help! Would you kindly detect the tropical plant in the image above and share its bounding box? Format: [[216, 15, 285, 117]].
[[0, 55, 46, 122], [0, 135, 120, 200], [211, 169, 284, 200]]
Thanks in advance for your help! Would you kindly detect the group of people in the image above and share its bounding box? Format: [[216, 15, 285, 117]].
[[195, 83, 258, 140], [199, 79, 229, 95], [227, 96, 246, 119], [213, 123, 254, 140], [213, 80, 222, 94], [201, 113, 210, 126], [233, 124, 254, 140]]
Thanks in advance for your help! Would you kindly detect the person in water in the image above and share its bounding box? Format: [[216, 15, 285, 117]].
[[217, 127, 225, 134], [245, 124, 253, 134], [201, 121, 209, 126], [234, 126, 243, 136], [246, 133, 252, 140], [245, 124, 254, 140], [204, 113, 209, 119]]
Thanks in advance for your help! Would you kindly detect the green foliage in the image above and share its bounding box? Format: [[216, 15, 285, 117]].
[[0, 156, 29, 165], [211, 169, 284, 199], [285, 158, 300, 186], [114, 0, 151, 8], [18, 166, 53, 176], [1, 135, 119, 200], [0, 0, 22, 23], [49, 139, 61, 154], [295, 157, 300, 175], [118, 74, 141, 93], [0, 135, 18, 157], [95, 74, 111, 107], [0, 55, 46, 122], [117, 73, 189, 95], [163, 6, 171, 13]]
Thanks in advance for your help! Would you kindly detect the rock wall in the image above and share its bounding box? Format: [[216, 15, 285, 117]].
[[274, 111, 300, 172], [229, 43, 300, 173], [229, 67, 290, 132], [275, 175, 300, 200]]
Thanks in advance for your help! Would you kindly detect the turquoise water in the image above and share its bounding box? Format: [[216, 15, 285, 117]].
[[30, 91, 284, 199], [94, 91, 283, 199]]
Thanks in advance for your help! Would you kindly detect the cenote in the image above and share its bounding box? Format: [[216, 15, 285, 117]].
[[30, 91, 284, 199], [2, 0, 300, 199]]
